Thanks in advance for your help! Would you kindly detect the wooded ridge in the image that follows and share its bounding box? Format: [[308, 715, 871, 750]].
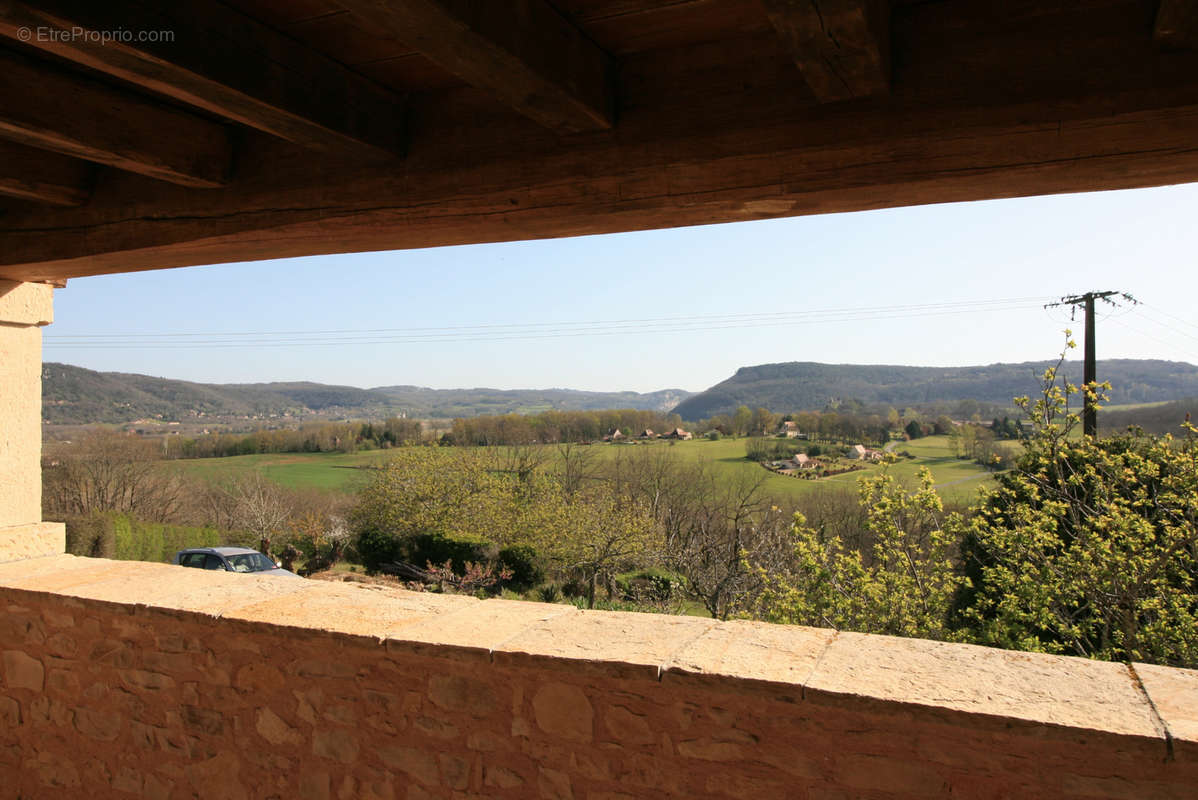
[[44, 358, 1198, 427], [40, 363, 691, 424], [672, 360, 1198, 420]]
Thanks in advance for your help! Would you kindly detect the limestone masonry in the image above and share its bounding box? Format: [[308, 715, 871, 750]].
[[1, 554, 1195, 798]]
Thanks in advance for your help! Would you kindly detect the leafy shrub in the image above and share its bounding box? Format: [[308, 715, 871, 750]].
[[63, 513, 115, 558], [750, 468, 959, 640], [408, 533, 493, 575], [356, 525, 405, 572], [498, 544, 543, 589], [950, 361, 1198, 667], [616, 567, 683, 602], [560, 576, 587, 598]]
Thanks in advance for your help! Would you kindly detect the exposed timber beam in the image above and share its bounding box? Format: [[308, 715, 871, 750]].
[[762, 0, 889, 102], [4, 98, 1198, 283], [0, 0, 406, 160], [0, 50, 232, 188], [1155, 0, 1198, 49], [337, 0, 614, 134], [0, 141, 91, 206]]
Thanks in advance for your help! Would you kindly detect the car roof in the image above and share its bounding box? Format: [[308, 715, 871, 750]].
[[178, 547, 259, 556]]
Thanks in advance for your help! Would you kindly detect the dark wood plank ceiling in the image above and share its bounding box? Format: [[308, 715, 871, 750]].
[[0, 0, 1196, 282]]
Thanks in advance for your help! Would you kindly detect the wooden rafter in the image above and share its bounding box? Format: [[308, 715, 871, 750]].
[[762, 0, 889, 102], [0, 141, 91, 206], [337, 0, 614, 134], [0, 51, 232, 188], [1155, 0, 1198, 49], [4, 95, 1198, 282], [0, 0, 407, 160]]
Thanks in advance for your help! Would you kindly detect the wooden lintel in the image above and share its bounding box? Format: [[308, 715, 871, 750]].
[[338, 0, 614, 134], [763, 0, 889, 102], [1155, 0, 1198, 49], [0, 50, 232, 188], [0, 0, 406, 160], [0, 141, 92, 206], [5, 99, 1198, 283]]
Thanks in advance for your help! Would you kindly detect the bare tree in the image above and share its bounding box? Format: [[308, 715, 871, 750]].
[[219, 473, 291, 556], [497, 444, 548, 484], [604, 449, 795, 619], [43, 430, 185, 521], [661, 463, 793, 620], [557, 441, 600, 497]]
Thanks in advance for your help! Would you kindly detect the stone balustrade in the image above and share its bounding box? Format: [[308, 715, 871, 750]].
[[1, 553, 1195, 798]]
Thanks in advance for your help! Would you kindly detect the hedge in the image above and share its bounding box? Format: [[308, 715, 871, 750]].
[[62, 512, 247, 563]]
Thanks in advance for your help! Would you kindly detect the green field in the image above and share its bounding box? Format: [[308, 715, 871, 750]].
[[167, 435, 998, 503], [167, 450, 389, 491]]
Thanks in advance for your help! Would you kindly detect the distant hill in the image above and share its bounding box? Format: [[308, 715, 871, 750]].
[[41, 363, 692, 424], [1101, 398, 1198, 436], [672, 360, 1198, 420], [369, 385, 692, 419]]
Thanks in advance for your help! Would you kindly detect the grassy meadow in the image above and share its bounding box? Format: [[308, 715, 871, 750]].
[[166, 434, 1000, 504]]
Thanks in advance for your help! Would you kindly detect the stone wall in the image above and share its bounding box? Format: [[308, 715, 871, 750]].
[[1, 555, 1196, 798], [0, 280, 53, 530]]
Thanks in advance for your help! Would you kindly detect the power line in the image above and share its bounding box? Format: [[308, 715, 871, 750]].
[[1131, 306, 1198, 347], [1108, 316, 1198, 365], [44, 296, 1051, 348], [1138, 302, 1198, 335], [46, 296, 1046, 340]]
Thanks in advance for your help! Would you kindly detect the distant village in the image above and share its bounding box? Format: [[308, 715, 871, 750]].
[[603, 427, 693, 442], [597, 418, 888, 480]]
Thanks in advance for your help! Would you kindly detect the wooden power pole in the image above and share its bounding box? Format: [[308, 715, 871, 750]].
[[1045, 291, 1135, 437]]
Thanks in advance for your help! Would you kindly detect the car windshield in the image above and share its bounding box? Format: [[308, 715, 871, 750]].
[[225, 553, 276, 573]]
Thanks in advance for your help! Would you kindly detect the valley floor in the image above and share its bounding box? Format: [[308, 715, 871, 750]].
[[165, 435, 1000, 504]]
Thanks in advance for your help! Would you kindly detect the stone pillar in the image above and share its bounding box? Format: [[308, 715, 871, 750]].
[[0, 280, 64, 560]]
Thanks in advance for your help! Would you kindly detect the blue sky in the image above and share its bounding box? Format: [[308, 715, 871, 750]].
[[44, 183, 1198, 393]]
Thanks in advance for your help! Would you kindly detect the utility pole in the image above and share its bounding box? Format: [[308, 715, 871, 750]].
[[1045, 291, 1136, 437]]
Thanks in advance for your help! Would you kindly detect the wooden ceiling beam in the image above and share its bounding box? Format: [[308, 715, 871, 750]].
[[1155, 0, 1198, 50], [0, 141, 91, 206], [0, 50, 232, 188], [762, 0, 889, 102], [337, 0, 614, 134], [0, 0, 406, 160], [5, 94, 1198, 283]]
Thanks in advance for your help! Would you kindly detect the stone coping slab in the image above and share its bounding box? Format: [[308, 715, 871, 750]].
[[385, 597, 579, 661], [805, 631, 1165, 741], [0, 553, 1193, 758], [0, 523, 65, 564], [663, 619, 835, 697], [492, 608, 717, 681], [224, 578, 478, 640], [1135, 662, 1198, 760]]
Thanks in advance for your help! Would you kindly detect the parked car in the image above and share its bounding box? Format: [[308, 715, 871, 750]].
[[173, 547, 300, 577]]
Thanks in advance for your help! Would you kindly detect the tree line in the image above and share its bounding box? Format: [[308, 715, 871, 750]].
[[442, 409, 683, 445], [158, 417, 427, 459]]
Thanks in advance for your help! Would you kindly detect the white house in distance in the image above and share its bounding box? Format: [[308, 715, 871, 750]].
[[847, 444, 884, 461], [789, 453, 816, 469]]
